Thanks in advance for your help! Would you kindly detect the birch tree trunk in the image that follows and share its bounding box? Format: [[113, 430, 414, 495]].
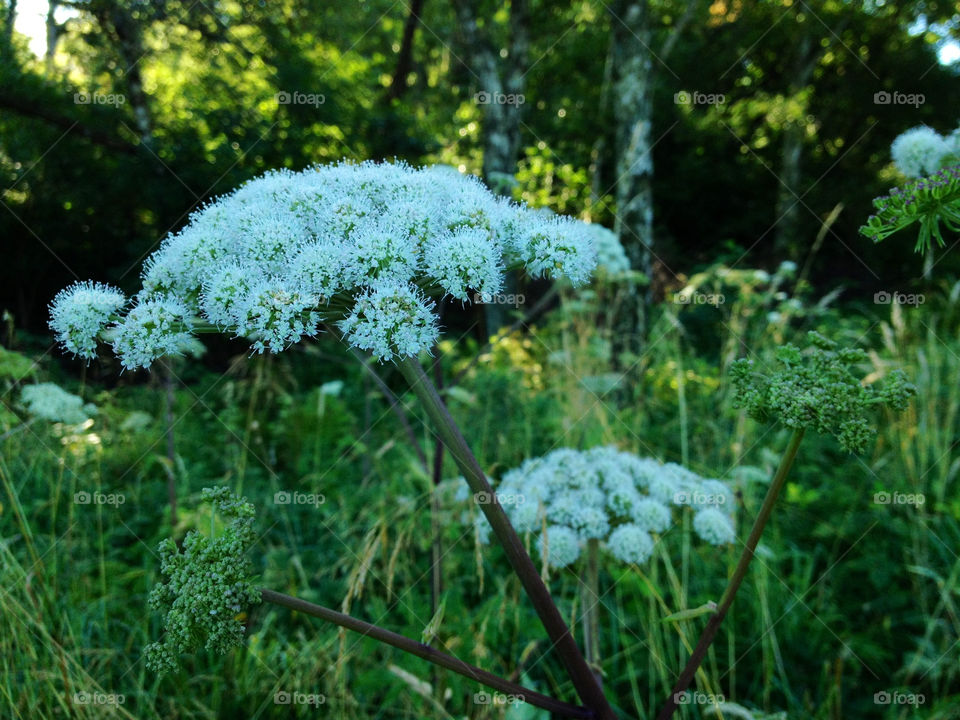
[[773, 34, 815, 256], [610, 0, 654, 340], [454, 0, 530, 334]]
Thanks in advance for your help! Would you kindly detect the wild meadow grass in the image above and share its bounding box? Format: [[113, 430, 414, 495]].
[[2, 275, 958, 718]]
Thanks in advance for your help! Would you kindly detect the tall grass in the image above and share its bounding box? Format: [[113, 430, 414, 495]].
[[1, 275, 958, 718]]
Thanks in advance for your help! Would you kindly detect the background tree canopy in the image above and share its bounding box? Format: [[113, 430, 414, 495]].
[[2, 0, 958, 336], [2, 3, 960, 720]]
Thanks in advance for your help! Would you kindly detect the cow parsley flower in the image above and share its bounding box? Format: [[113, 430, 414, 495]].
[[144, 487, 262, 675], [538, 525, 582, 568], [49, 281, 127, 360], [607, 524, 655, 564], [891, 127, 950, 178], [20, 382, 96, 424], [338, 282, 438, 362], [490, 446, 737, 568], [232, 277, 319, 353], [50, 161, 599, 368], [112, 298, 195, 371], [692, 507, 736, 546]]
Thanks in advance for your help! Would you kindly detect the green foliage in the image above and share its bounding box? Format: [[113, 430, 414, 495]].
[[731, 331, 915, 453], [144, 488, 262, 675]]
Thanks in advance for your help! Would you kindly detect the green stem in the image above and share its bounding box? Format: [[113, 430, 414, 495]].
[[260, 589, 592, 719], [655, 428, 805, 720], [582, 538, 602, 689], [397, 357, 617, 720]]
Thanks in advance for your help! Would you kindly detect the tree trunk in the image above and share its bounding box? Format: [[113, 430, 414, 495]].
[[384, 0, 425, 101], [610, 0, 654, 340], [773, 34, 815, 256], [45, 0, 61, 73], [453, 0, 530, 335]]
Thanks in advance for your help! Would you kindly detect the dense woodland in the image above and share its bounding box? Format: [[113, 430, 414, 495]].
[[2, 1, 960, 719]]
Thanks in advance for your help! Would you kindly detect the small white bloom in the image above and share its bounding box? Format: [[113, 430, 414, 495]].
[[538, 525, 582, 568], [233, 277, 320, 354], [49, 282, 126, 359], [607, 524, 655, 564], [425, 227, 503, 301], [693, 507, 736, 545], [891, 126, 950, 178], [631, 498, 672, 533], [21, 383, 96, 424], [112, 298, 195, 370], [338, 282, 438, 362]]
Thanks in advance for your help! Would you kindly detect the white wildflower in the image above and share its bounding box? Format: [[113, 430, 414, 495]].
[[49, 282, 126, 360], [20, 382, 96, 424], [891, 127, 950, 178]]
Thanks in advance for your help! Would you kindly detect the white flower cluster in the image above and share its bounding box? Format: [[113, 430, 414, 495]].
[[474, 446, 736, 569], [20, 382, 97, 424], [50, 161, 598, 368], [581, 223, 631, 278], [890, 126, 959, 178]]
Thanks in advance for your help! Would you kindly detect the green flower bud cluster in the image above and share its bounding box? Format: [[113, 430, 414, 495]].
[[144, 487, 261, 674], [860, 163, 960, 254], [730, 332, 915, 454]]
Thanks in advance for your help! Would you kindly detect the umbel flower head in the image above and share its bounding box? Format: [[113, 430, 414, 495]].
[[20, 382, 97, 424], [144, 487, 261, 675], [469, 447, 736, 569], [861, 164, 960, 253], [730, 331, 915, 454], [50, 161, 599, 368], [890, 126, 953, 179]]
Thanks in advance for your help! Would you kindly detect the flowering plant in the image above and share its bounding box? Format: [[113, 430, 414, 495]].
[[861, 124, 960, 256], [49, 161, 597, 368], [49, 161, 618, 719], [480, 447, 736, 568]]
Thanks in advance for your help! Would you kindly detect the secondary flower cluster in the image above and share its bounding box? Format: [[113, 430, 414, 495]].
[[731, 331, 915, 454], [49, 161, 600, 368], [860, 163, 960, 253], [144, 487, 262, 675], [20, 382, 97, 424], [468, 446, 737, 569], [890, 125, 959, 179]]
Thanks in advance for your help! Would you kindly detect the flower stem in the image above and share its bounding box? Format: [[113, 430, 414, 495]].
[[259, 588, 593, 719], [582, 538, 603, 689], [655, 427, 805, 720], [397, 356, 618, 720]]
